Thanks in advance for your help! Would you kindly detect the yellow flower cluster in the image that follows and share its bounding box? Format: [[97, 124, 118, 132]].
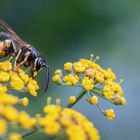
[[0, 92, 37, 139], [63, 74, 79, 85], [103, 80, 123, 99], [0, 90, 37, 136], [52, 55, 126, 120], [0, 60, 39, 96], [38, 104, 100, 140], [0, 60, 39, 139], [82, 77, 94, 90], [18, 111, 36, 129]]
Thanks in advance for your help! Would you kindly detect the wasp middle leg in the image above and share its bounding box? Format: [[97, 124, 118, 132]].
[[14, 49, 22, 69], [18, 51, 30, 67], [14, 47, 31, 71]]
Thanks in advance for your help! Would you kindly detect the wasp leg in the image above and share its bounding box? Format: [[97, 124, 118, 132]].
[[18, 51, 30, 67], [14, 49, 22, 69]]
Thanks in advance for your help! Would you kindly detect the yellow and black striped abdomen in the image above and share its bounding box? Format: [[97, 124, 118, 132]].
[[0, 41, 6, 58]]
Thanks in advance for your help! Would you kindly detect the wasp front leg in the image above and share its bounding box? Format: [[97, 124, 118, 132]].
[[14, 50, 30, 71], [18, 51, 30, 67], [30, 69, 38, 78]]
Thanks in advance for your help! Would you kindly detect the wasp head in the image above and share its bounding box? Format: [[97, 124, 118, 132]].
[[35, 57, 46, 71], [32, 57, 50, 92]]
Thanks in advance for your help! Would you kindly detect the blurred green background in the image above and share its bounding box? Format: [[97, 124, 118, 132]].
[[0, 0, 140, 139]]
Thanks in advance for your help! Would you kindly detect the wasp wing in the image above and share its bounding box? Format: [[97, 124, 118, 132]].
[[0, 18, 28, 47]]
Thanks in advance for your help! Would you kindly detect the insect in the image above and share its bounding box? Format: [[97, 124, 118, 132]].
[[0, 18, 49, 92]]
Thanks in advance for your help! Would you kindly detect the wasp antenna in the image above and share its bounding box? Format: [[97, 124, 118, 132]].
[[44, 64, 50, 92]]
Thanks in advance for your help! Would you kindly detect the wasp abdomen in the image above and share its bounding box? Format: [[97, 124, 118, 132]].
[[6, 42, 16, 57], [0, 41, 7, 58], [0, 39, 14, 58]]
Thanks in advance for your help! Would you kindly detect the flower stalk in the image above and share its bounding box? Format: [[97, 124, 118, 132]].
[[22, 128, 38, 138]]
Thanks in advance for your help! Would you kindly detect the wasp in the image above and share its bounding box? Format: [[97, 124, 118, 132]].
[[0, 18, 49, 92]]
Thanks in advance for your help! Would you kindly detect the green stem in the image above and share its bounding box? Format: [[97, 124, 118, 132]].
[[22, 90, 87, 139], [97, 104, 104, 115], [61, 83, 82, 87], [22, 128, 38, 138], [65, 90, 87, 108]]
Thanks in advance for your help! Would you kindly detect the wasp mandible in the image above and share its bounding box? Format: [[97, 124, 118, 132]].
[[0, 18, 49, 92]]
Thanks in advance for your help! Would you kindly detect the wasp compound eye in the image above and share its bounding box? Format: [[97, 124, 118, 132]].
[[35, 57, 45, 71]]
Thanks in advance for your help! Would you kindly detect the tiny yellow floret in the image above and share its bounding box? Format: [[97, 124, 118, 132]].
[[52, 75, 61, 84], [10, 73, 24, 90], [64, 62, 73, 72], [44, 105, 61, 114], [20, 97, 29, 107], [95, 72, 104, 83], [2, 106, 18, 121], [0, 94, 19, 105], [73, 62, 86, 73], [63, 74, 79, 85], [103, 85, 114, 99], [0, 84, 8, 93], [90, 96, 98, 105], [18, 69, 29, 84], [106, 68, 116, 80], [27, 78, 39, 96], [104, 109, 115, 120], [0, 71, 10, 82], [85, 68, 96, 77], [54, 69, 62, 75], [0, 60, 12, 72], [68, 96, 77, 104], [44, 121, 61, 135], [120, 97, 127, 105], [18, 111, 36, 129], [82, 77, 94, 90]]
